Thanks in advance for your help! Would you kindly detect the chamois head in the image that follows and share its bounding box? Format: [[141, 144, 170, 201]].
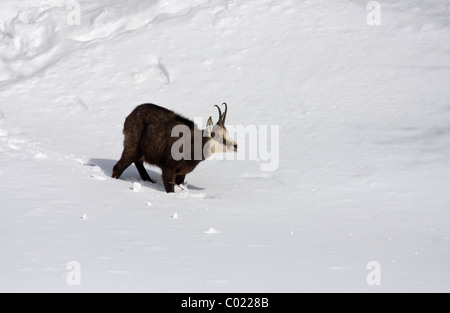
[[205, 103, 238, 154]]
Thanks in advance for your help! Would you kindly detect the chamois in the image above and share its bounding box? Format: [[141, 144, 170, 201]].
[[112, 103, 237, 193]]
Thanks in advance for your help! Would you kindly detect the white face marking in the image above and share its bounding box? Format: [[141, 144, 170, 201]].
[[210, 125, 237, 153]]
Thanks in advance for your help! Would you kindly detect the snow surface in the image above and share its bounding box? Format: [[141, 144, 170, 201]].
[[1, 0, 450, 292]]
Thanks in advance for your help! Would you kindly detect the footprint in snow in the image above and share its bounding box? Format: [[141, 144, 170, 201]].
[[88, 165, 107, 180], [90, 174, 106, 181]]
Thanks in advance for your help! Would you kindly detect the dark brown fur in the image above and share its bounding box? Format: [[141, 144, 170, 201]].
[[112, 103, 212, 193]]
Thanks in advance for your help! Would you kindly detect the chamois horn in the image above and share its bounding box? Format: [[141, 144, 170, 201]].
[[214, 103, 228, 126]]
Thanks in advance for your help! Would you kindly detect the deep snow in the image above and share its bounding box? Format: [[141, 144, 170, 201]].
[[1, 0, 450, 292]]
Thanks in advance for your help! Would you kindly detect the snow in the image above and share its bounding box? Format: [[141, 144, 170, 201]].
[[131, 182, 142, 192], [1, 0, 450, 292], [204, 227, 220, 235]]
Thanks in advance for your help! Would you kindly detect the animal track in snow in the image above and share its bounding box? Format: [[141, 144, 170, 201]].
[[131, 58, 171, 85], [86, 165, 108, 181], [157, 59, 170, 84], [90, 174, 106, 181]]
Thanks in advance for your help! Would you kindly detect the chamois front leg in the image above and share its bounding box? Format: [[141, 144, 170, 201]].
[[162, 169, 176, 193], [175, 174, 186, 185]]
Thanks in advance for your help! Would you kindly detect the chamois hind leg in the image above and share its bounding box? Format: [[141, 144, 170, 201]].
[[112, 142, 139, 179], [113, 110, 148, 180], [112, 155, 134, 179], [113, 118, 144, 180], [134, 159, 155, 183]]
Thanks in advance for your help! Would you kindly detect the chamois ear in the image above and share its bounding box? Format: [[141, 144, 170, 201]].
[[206, 116, 214, 136]]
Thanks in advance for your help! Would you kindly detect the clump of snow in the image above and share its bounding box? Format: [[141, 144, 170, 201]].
[[131, 182, 142, 192], [204, 227, 220, 235]]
